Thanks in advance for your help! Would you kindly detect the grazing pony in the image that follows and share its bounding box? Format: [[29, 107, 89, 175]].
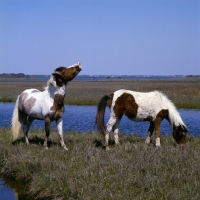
[[11, 62, 82, 150], [96, 89, 188, 150]]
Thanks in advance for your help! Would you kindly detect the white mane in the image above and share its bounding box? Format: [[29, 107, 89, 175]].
[[47, 75, 57, 87], [159, 91, 186, 128]]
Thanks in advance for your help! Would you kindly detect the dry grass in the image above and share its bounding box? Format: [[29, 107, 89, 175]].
[[0, 128, 200, 199]]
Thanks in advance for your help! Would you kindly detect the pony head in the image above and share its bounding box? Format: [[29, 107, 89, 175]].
[[172, 124, 188, 145], [52, 62, 82, 87]]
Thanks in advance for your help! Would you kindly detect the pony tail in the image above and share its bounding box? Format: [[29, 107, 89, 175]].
[[95, 95, 110, 136], [11, 96, 21, 140]]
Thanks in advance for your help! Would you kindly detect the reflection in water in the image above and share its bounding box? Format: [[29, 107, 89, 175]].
[[0, 103, 200, 198]]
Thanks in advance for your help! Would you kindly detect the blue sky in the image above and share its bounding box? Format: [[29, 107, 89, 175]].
[[0, 0, 200, 75]]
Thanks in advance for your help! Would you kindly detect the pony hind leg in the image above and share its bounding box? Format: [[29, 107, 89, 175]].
[[22, 116, 34, 145], [145, 121, 154, 145], [24, 117, 33, 145], [112, 118, 121, 146], [105, 116, 117, 150]]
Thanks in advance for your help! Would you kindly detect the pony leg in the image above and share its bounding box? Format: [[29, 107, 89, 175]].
[[21, 114, 29, 145], [145, 121, 154, 144], [105, 116, 117, 150], [154, 118, 162, 147], [56, 118, 68, 150], [113, 119, 121, 146], [44, 117, 50, 149]]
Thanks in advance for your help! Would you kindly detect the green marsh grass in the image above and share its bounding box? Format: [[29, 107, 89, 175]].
[[0, 128, 200, 199], [0, 77, 200, 108]]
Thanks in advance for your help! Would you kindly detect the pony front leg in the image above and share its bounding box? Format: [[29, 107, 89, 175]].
[[44, 117, 51, 149], [56, 118, 68, 150], [154, 118, 162, 147]]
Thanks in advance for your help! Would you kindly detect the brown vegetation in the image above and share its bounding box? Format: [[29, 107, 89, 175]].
[[1, 77, 199, 108]]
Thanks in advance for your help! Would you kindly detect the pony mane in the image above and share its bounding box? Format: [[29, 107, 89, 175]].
[[158, 91, 186, 129], [46, 75, 57, 88]]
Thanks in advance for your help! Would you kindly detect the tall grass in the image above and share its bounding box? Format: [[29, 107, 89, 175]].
[[0, 128, 200, 199], [0, 78, 200, 109]]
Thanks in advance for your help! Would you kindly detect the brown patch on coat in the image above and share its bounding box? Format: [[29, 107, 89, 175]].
[[52, 65, 82, 87], [156, 109, 169, 120], [114, 93, 138, 119], [18, 92, 28, 111], [50, 94, 65, 120], [24, 97, 37, 113], [153, 109, 169, 138], [18, 92, 36, 113]]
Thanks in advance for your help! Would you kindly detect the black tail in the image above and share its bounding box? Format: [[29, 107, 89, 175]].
[[95, 95, 110, 136]]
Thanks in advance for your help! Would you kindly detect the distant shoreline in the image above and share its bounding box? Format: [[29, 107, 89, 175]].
[[0, 73, 31, 78], [1, 73, 199, 80]]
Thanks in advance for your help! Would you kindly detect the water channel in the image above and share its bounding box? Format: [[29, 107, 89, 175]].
[[0, 103, 199, 199]]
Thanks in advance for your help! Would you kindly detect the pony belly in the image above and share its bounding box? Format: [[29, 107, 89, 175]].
[[129, 117, 146, 122], [30, 107, 53, 119]]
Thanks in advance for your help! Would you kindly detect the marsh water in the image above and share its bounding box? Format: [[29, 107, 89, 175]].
[[0, 103, 200, 136], [0, 102, 200, 199]]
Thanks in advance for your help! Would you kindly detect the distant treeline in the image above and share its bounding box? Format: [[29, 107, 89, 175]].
[[0, 73, 31, 78], [186, 75, 200, 78]]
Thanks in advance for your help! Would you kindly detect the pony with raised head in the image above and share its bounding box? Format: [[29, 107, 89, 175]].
[[11, 62, 82, 150], [96, 89, 188, 150]]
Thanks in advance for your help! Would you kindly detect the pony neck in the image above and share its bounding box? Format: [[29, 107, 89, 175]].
[[45, 76, 67, 98]]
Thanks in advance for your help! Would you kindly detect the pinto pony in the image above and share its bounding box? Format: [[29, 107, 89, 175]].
[[11, 62, 82, 150], [96, 89, 188, 150]]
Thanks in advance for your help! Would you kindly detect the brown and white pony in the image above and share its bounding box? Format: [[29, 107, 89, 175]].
[[11, 62, 82, 150], [96, 89, 188, 150]]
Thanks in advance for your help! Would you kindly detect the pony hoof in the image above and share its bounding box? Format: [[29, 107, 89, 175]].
[[45, 147, 48, 150], [156, 146, 161, 149], [106, 146, 109, 151], [63, 147, 68, 150]]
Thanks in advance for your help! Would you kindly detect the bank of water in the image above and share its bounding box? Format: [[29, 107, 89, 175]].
[[0, 103, 200, 199]]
